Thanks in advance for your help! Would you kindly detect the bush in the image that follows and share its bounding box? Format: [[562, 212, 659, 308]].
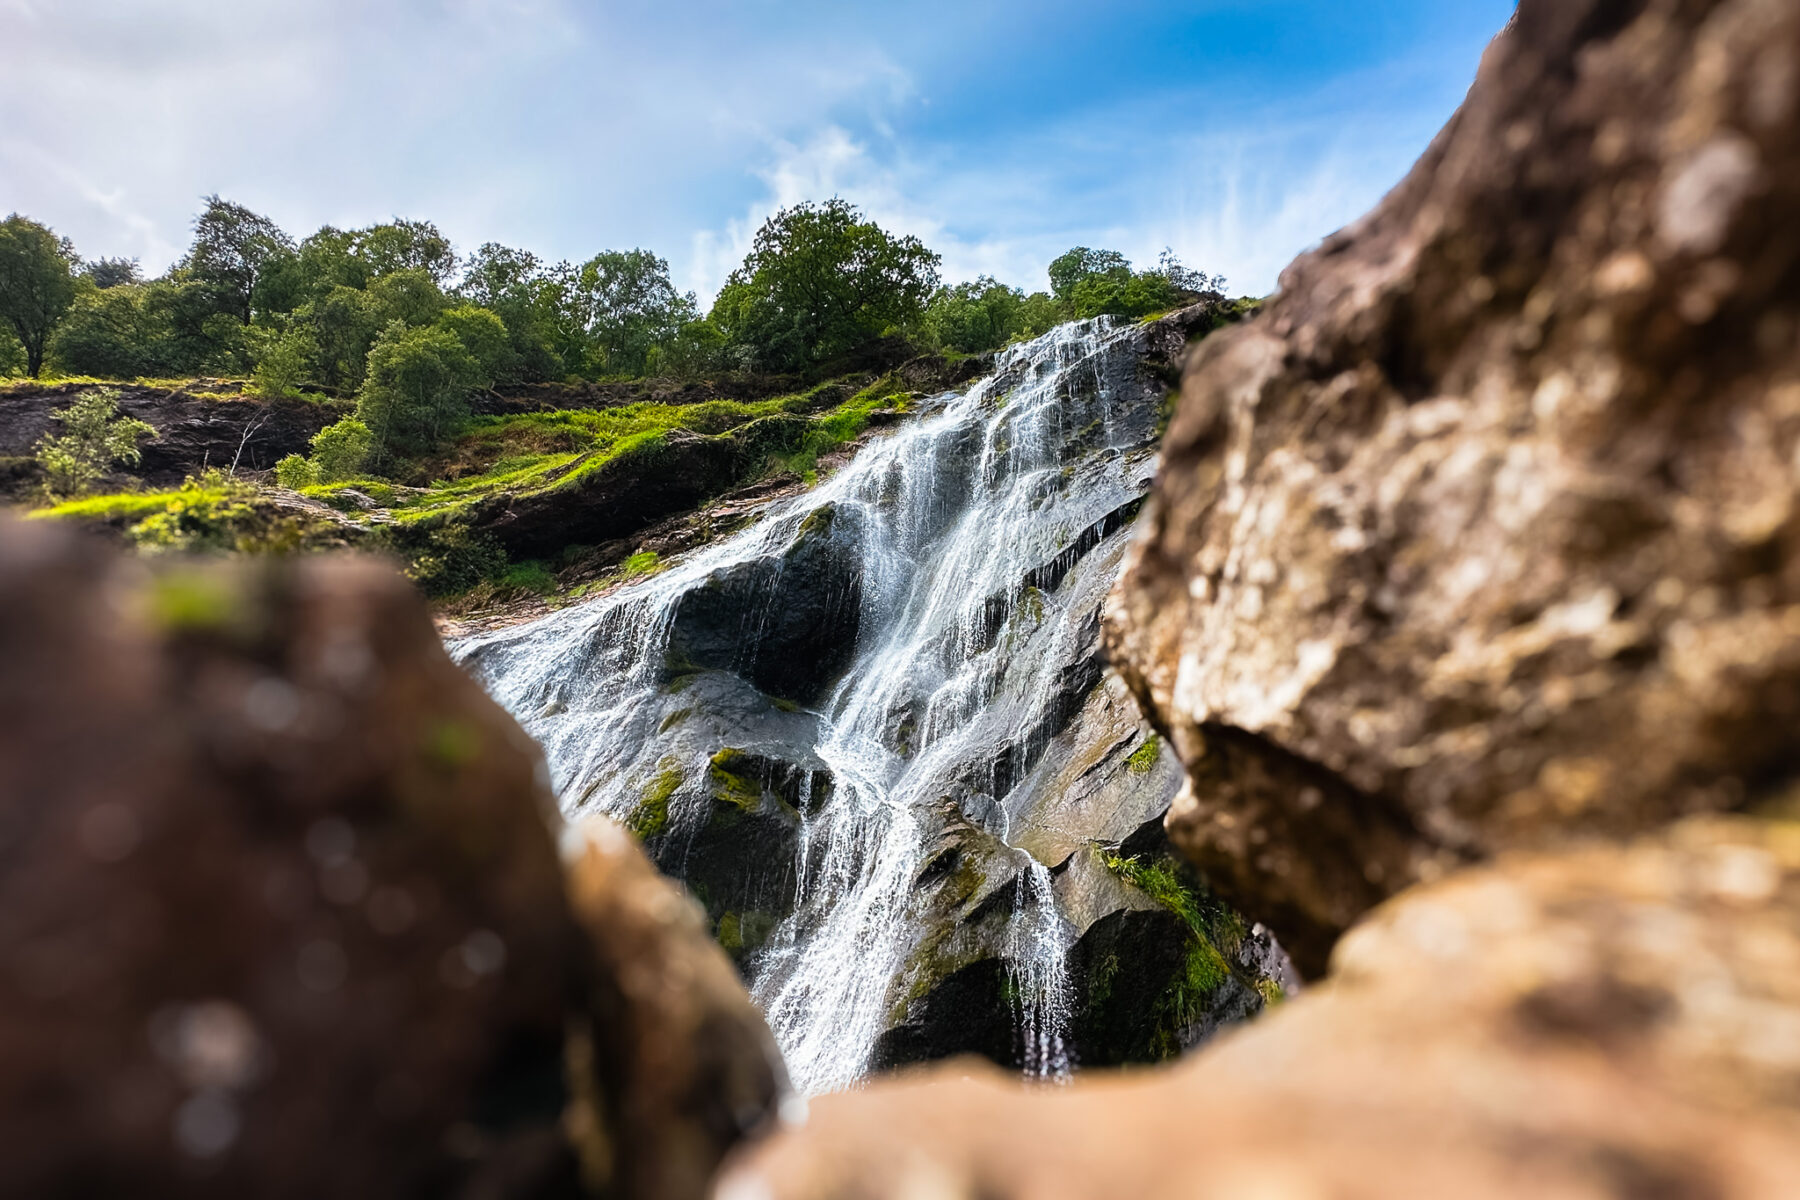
[[251, 327, 317, 397], [33, 389, 157, 498], [310, 417, 373, 482], [274, 453, 320, 489]]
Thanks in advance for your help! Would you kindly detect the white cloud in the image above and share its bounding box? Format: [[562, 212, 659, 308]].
[[3, 1, 1491, 307]]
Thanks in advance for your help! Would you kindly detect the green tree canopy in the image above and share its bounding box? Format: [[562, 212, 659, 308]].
[[922, 277, 1029, 354], [0, 214, 79, 377], [458, 243, 569, 380], [356, 219, 458, 284], [571, 249, 697, 376], [82, 257, 142, 289], [355, 323, 483, 462], [181, 196, 295, 325], [711, 199, 941, 372], [1048, 247, 1131, 303]]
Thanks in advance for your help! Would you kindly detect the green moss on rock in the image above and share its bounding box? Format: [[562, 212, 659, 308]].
[[1126, 734, 1162, 775], [629, 759, 684, 839], [708, 748, 764, 813]]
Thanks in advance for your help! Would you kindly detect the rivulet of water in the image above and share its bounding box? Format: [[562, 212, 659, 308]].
[[454, 317, 1162, 1095]]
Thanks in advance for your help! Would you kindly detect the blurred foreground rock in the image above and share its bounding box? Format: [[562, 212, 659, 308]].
[[721, 817, 1800, 1200], [561, 818, 790, 1200], [0, 518, 783, 1199], [1107, 0, 1800, 974]]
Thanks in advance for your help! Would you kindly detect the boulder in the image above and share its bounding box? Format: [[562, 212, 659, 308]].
[[561, 818, 792, 1200], [0, 517, 580, 1197], [667, 504, 866, 708], [716, 817, 1800, 1200], [1106, 0, 1800, 974], [0, 519, 788, 1199]]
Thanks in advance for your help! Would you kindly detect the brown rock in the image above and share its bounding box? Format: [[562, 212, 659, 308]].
[[716, 817, 1800, 1200], [561, 818, 791, 1200], [1106, 0, 1800, 973], [0, 520, 789, 1199], [0, 516, 581, 1197]]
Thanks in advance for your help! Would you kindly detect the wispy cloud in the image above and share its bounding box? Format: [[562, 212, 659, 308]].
[[3, 1, 1509, 302]]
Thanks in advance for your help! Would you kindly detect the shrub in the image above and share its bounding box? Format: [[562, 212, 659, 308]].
[[310, 417, 373, 482], [356, 323, 482, 463], [33, 389, 157, 498], [274, 453, 320, 490]]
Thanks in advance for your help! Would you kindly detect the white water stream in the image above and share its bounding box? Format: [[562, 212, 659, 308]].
[[454, 318, 1162, 1094]]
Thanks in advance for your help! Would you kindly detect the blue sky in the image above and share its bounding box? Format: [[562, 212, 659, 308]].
[[1, 0, 1515, 302]]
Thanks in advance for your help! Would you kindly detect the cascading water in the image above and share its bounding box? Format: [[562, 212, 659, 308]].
[[454, 317, 1167, 1095]]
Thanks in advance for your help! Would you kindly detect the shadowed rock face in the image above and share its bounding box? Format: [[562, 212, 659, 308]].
[[716, 817, 1800, 1200], [0, 384, 336, 496], [1106, 0, 1800, 974], [0, 520, 786, 1200]]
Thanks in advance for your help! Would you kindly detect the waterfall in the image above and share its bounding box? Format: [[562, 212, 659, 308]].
[[454, 317, 1166, 1095]]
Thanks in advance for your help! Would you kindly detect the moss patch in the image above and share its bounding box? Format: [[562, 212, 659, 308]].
[[628, 759, 684, 840], [1103, 850, 1238, 1055], [1126, 734, 1162, 775], [708, 748, 764, 813]]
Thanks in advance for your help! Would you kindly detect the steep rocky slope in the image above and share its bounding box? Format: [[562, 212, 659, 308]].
[[457, 305, 1293, 1087]]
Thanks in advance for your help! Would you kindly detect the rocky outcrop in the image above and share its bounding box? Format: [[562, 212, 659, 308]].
[[719, 817, 1800, 1200], [0, 518, 783, 1199], [668, 503, 867, 708], [0, 381, 337, 495], [1106, 0, 1800, 975]]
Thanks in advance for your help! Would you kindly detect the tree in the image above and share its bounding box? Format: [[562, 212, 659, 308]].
[[1047, 246, 1182, 321], [571, 249, 697, 376], [355, 323, 482, 462], [1067, 269, 1177, 321], [711, 199, 941, 372], [82, 257, 142, 289], [355, 219, 458, 284], [459, 243, 566, 380], [923, 277, 1027, 354], [33, 389, 157, 497], [182, 196, 295, 325], [1157, 249, 1226, 297], [435, 304, 515, 384], [49, 285, 170, 378], [1048, 247, 1131, 303], [0, 326, 24, 376], [0, 215, 79, 377]]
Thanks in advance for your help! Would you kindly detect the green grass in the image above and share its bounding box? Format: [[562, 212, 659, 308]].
[[30, 488, 219, 521]]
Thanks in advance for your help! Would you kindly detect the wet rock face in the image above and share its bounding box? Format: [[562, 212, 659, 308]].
[[719, 817, 1800, 1200], [667, 503, 866, 708], [1107, 0, 1800, 973], [0, 519, 580, 1197]]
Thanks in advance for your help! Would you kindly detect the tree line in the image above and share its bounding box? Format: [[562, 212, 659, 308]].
[[1, 198, 1225, 388]]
